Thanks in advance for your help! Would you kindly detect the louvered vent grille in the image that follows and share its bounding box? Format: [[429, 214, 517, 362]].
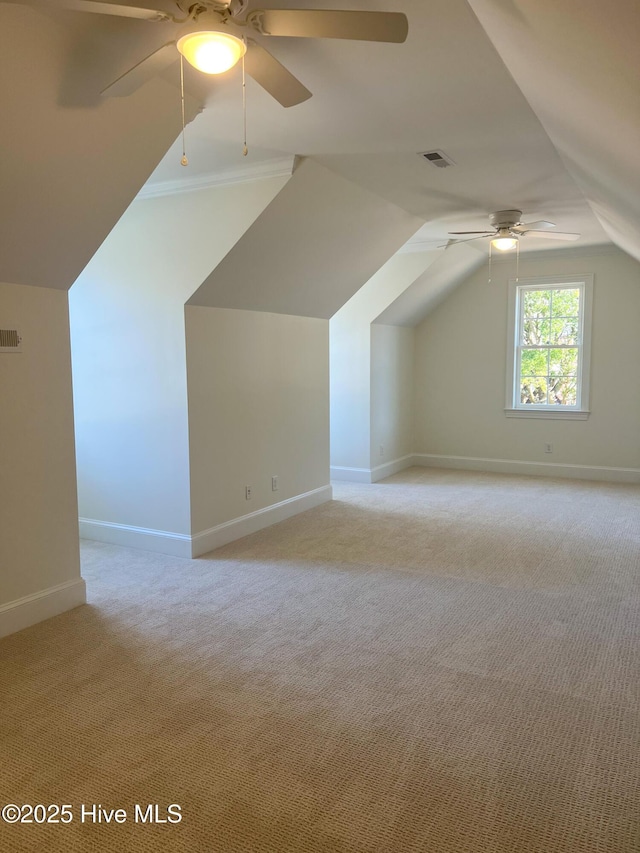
[[418, 150, 455, 168], [0, 329, 22, 352]]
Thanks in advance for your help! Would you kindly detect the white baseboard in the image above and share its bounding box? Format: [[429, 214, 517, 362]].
[[0, 578, 87, 639], [79, 518, 192, 558], [330, 466, 373, 483], [192, 485, 333, 557], [370, 454, 415, 482], [413, 453, 640, 484], [331, 455, 414, 484], [79, 486, 334, 559]]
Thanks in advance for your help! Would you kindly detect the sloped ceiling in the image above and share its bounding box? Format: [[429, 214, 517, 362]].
[[0, 4, 200, 290], [187, 158, 423, 318], [466, 0, 640, 262], [148, 0, 609, 256], [2, 0, 635, 312], [375, 243, 486, 327]]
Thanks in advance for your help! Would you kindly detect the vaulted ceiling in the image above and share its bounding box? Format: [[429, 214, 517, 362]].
[[148, 0, 637, 257], [1, 0, 638, 295]]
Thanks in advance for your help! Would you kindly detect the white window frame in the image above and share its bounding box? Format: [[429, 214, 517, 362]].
[[505, 274, 593, 419]]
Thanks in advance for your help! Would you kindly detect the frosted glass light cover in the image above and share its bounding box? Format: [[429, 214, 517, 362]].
[[177, 31, 246, 74], [492, 237, 518, 251]]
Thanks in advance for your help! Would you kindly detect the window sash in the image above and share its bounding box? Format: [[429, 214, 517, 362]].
[[514, 282, 585, 410]]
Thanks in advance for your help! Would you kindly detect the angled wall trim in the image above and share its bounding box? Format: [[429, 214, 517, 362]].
[[137, 156, 297, 200], [0, 578, 87, 639]]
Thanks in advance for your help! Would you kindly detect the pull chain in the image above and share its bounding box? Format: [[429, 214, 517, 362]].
[[242, 42, 248, 156], [180, 55, 188, 167], [515, 237, 520, 282], [180, 45, 248, 165], [488, 240, 492, 284]]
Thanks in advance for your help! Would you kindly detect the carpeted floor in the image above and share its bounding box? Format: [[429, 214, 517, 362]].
[[1, 467, 640, 852]]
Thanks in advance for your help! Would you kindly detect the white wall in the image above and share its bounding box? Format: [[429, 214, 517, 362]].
[[375, 243, 485, 327], [70, 176, 288, 543], [0, 283, 84, 637], [330, 311, 371, 472], [468, 0, 640, 262], [414, 247, 640, 476], [185, 307, 330, 540], [330, 252, 437, 474], [0, 4, 200, 290], [371, 324, 415, 469], [189, 159, 425, 317]]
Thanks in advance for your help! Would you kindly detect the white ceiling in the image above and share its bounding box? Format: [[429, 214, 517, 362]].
[[0, 2, 198, 289], [467, 0, 640, 260], [187, 157, 423, 317], [2, 0, 635, 295], [140, 0, 625, 253]]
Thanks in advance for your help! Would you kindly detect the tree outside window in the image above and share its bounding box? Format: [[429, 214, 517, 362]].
[[506, 275, 593, 418]]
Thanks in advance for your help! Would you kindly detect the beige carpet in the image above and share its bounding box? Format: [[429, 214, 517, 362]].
[[1, 467, 640, 852]]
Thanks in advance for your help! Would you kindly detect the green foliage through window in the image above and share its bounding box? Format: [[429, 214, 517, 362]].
[[517, 286, 582, 407]]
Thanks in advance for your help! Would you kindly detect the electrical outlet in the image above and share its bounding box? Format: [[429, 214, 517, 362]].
[[271, 476, 278, 492], [245, 485, 252, 500], [544, 443, 553, 454], [379, 445, 384, 457]]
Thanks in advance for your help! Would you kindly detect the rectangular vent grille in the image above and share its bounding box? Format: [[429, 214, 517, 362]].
[[419, 149, 455, 169], [0, 329, 22, 352]]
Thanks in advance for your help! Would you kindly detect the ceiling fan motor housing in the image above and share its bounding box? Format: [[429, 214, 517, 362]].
[[227, 0, 249, 16], [179, 9, 227, 35], [490, 209, 522, 229]]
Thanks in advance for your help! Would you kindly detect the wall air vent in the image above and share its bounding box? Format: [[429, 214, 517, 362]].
[[0, 329, 22, 353], [418, 149, 455, 169]]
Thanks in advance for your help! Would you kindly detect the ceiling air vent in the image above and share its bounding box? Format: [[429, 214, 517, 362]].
[[0, 328, 22, 353], [419, 149, 455, 169]]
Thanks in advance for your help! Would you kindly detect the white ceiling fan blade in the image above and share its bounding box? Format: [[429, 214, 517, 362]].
[[443, 235, 489, 246], [448, 230, 494, 236], [524, 230, 581, 241], [515, 220, 556, 232], [244, 39, 312, 107], [5, 0, 171, 20], [254, 9, 408, 43], [101, 42, 177, 97]]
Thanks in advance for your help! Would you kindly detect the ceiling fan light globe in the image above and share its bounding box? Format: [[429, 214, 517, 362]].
[[491, 236, 518, 251], [177, 31, 246, 75]]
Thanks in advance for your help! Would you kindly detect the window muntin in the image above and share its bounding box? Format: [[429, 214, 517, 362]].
[[517, 285, 582, 407], [506, 275, 592, 417]]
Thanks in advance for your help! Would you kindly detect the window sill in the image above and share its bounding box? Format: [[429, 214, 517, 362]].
[[505, 408, 590, 420]]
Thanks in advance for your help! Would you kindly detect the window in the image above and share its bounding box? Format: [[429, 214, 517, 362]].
[[506, 275, 593, 419]]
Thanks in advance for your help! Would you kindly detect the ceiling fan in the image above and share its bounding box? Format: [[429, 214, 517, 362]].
[[448, 210, 581, 251], [11, 0, 408, 107]]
